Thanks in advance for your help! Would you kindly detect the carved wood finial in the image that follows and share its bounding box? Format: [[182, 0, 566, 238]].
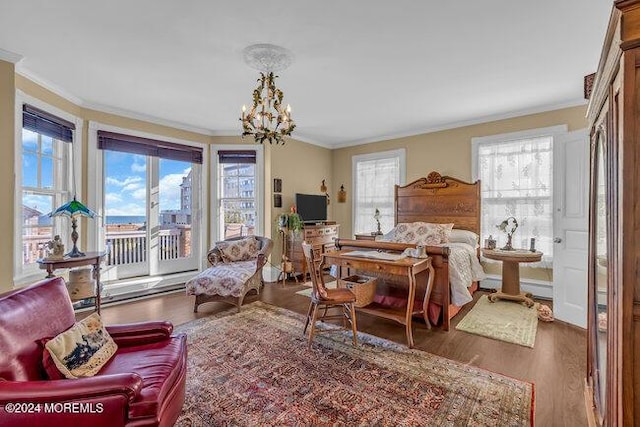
[[427, 171, 444, 184], [421, 171, 447, 189]]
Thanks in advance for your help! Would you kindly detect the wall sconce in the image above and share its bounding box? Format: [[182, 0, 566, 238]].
[[320, 179, 330, 204], [337, 185, 347, 203]]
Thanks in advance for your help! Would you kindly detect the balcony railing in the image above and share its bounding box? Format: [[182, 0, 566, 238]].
[[22, 235, 50, 265], [106, 228, 191, 266], [22, 227, 192, 267]]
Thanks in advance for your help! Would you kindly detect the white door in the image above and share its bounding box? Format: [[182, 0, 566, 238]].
[[552, 129, 590, 328]]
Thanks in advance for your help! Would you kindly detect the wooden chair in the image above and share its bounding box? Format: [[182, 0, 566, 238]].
[[301, 242, 358, 349]]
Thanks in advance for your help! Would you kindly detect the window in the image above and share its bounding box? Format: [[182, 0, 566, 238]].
[[473, 129, 557, 262], [15, 102, 77, 280], [352, 149, 406, 235], [96, 130, 203, 279], [217, 150, 258, 240]]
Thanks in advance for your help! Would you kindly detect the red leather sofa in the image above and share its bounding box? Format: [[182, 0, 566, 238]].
[[0, 277, 187, 427]]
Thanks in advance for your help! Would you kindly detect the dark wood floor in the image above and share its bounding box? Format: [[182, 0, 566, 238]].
[[98, 281, 587, 427]]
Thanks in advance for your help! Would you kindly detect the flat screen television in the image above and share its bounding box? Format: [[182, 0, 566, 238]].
[[295, 193, 327, 223]]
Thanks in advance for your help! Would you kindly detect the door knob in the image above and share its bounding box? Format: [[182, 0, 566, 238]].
[[553, 237, 562, 243]]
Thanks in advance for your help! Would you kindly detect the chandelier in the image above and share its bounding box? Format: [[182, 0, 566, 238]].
[[240, 44, 296, 145]]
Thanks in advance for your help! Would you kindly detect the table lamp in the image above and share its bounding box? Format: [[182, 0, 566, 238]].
[[49, 196, 97, 257], [374, 208, 382, 235]]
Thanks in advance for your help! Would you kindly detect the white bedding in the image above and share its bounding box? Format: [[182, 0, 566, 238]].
[[438, 242, 486, 306], [376, 231, 486, 306]]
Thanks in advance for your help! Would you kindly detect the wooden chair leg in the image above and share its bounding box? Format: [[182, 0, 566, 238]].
[[342, 304, 348, 328], [303, 302, 313, 335], [349, 303, 358, 347], [308, 304, 320, 349]]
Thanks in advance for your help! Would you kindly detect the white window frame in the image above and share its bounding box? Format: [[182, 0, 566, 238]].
[[13, 91, 84, 285], [210, 145, 265, 243], [471, 124, 567, 262], [87, 121, 209, 274], [352, 148, 406, 235]]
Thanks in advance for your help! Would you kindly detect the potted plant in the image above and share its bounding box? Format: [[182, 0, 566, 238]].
[[287, 211, 303, 233], [277, 211, 302, 233]]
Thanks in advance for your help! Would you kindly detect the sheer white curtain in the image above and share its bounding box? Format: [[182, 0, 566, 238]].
[[477, 136, 553, 263], [353, 150, 404, 235]]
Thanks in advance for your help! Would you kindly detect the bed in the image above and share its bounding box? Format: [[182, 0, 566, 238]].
[[335, 171, 484, 331]]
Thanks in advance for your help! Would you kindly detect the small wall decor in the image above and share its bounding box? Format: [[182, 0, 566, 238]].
[[337, 184, 347, 203], [273, 194, 282, 208], [273, 178, 282, 193], [320, 179, 327, 193]]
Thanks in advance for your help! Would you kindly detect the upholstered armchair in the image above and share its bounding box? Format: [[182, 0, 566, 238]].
[[0, 277, 187, 427], [186, 235, 273, 313]]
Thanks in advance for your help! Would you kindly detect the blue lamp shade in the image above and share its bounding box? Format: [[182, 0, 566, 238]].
[[49, 197, 97, 219], [49, 196, 97, 257]]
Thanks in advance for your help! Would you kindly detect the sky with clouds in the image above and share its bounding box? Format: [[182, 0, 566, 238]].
[[21, 128, 190, 219], [104, 151, 190, 216]]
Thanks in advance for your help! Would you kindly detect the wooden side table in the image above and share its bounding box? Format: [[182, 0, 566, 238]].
[[37, 251, 106, 314], [482, 248, 543, 307]]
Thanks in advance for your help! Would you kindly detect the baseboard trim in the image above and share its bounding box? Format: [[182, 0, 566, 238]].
[[480, 275, 553, 299]]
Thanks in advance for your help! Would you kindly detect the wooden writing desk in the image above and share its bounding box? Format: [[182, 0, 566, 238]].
[[321, 249, 434, 348], [37, 251, 106, 314]]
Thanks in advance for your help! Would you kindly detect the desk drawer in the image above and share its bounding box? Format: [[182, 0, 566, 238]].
[[331, 258, 408, 276]]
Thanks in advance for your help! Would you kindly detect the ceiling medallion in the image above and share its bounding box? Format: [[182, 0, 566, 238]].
[[240, 44, 296, 145]]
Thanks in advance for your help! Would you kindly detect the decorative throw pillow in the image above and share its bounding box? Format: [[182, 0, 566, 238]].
[[38, 337, 65, 380], [217, 237, 259, 262], [392, 222, 454, 245], [44, 313, 117, 379]]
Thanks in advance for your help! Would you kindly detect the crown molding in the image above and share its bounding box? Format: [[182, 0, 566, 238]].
[[330, 98, 588, 149], [0, 48, 23, 64], [15, 66, 84, 105], [82, 100, 216, 137], [13, 65, 588, 151], [16, 65, 217, 137]]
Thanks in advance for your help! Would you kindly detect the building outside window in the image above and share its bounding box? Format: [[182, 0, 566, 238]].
[[217, 150, 258, 239]]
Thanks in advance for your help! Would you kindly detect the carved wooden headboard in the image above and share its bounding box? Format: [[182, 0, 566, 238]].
[[395, 171, 481, 235]]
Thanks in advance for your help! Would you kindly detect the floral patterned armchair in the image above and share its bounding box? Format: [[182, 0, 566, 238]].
[[186, 236, 273, 313]]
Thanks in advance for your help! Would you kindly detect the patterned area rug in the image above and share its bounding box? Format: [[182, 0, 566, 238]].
[[456, 295, 539, 348], [175, 302, 534, 426]]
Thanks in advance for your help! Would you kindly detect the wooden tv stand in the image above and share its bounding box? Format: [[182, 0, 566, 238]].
[[287, 223, 339, 278]]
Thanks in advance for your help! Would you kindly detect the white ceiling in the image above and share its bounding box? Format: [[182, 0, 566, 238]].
[[0, 1, 611, 148]]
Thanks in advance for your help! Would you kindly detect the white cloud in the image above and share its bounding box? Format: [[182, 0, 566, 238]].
[[106, 203, 146, 216], [132, 188, 147, 200], [131, 161, 146, 173], [122, 182, 144, 193], [106, 176, 142, 187], [159, 173, 186, 210], [105, 192, 122, 204]]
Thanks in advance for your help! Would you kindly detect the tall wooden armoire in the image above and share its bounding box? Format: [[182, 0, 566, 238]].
[[585, 1, 640, 425]]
